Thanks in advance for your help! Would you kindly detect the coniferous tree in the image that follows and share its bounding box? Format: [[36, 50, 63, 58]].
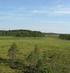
[[8, 43, 17, 68]]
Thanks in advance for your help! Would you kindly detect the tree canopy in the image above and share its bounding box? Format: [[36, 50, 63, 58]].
[[0, 30, 45, 37]]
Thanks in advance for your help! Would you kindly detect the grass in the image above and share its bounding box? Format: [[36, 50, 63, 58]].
[[0, 64, 15, 73], [0, 36, 70, 73]]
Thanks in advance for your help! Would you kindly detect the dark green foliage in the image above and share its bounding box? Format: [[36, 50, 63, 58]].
[[10, 45, 49, 73], [0, 58, 8, 64], [59, 34, 70, 40], [22, 45, 49, 73], [23, 59, 48, 73], [0, 30, 45, 37], [26, 45, 39, 65], [8, 43, 17, 61], [8, 43, 17, 68]]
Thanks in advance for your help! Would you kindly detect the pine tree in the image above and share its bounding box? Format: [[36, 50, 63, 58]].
[[8, 43, 17, 68]]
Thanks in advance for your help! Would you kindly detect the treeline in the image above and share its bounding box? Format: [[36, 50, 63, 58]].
[[59, 34, 70, 40], [0, 30, 45, 37]]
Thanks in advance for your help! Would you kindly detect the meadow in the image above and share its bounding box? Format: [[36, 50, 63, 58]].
[[0, 36, 70, 73]]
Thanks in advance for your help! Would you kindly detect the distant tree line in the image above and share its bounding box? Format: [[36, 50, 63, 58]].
[[59, 34, 70, 40], [0, 30, 45, 37]]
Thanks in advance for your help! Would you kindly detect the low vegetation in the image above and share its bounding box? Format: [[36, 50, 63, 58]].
[[59, 34, 70, 40], [0, 30, 70, 73], [0, 36, 70, 73]]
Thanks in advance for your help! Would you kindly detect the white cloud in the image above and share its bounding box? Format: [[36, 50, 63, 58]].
[[52, 5, 70, 15], [31, 5, 70, 16], [54, 10, 70, 15], [32, 10, 48, 14], [0, 5, 70, 18]]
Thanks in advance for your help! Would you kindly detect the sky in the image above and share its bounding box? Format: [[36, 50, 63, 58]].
[[0, 0, 70, 33]]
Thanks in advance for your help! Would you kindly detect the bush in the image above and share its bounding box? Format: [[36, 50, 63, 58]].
[[8, 43, 17, 68], [59, 34, 70, 40]]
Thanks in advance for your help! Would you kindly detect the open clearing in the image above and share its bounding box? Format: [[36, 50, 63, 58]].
[[0, 36, 70, 73]]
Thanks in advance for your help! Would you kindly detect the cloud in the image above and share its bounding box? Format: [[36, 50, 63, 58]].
[[31, 5, 70, 16], [0, 4, 70, 18], [54, 10, 70, 15], [52, 5, 70, 15], [32, 10, 48, 14]]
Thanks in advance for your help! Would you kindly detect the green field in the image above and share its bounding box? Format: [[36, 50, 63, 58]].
[[0, 36, 70, 73]]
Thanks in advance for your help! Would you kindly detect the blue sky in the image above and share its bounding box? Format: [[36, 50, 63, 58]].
[[0, 0, 70, 33]]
